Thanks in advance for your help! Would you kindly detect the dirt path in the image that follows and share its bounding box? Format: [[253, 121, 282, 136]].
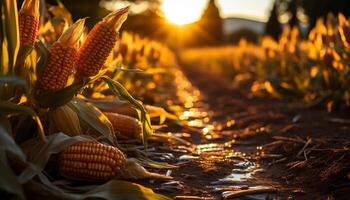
[[147, 60, 350, 199]]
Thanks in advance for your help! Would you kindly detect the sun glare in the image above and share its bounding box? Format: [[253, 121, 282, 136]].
[[162, 0, 207, 25]]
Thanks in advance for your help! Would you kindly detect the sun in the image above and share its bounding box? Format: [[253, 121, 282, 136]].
[[161, 0, 207, 25]]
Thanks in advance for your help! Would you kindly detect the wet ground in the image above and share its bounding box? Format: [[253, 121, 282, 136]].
[[157, 67, 299, 200], [136, 61, 350, 199]]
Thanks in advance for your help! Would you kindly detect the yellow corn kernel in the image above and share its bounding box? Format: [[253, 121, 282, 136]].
[[59, 141, 126, 181], [104, 112, 142, 139], [18, 0, 39, 46], [75, 7, 129, 78], [37, 19, 85, 92]]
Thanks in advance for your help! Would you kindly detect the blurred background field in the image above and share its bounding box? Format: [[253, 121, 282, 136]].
[[1, 0, 350, 199], [18, 0, 350, 46], [18, 0, 350, 110]]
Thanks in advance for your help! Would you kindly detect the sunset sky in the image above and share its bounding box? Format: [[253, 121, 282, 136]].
[[162, 0, 274, 24], [101, 0, 274, 25], [218, 0, 274, 21]]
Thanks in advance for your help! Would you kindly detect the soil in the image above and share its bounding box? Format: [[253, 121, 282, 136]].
[[141, 62, 350, 200]]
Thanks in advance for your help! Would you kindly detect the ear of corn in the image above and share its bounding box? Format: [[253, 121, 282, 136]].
[[48, 105, 83, 136], [75, 7, 129, 78], [101, 104, 169, 120], [59, 141, 126, 181], [104, 112, 142, 139], [100, 103, 137, 118], [18, 0, 39, 46], [37, 19, 85, 92]]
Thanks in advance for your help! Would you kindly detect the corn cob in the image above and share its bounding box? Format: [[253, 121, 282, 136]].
[[37, 19, 85, 92], [18, 0, 39, 46], [49, 105, 82, 136], [59, 141, 126, 181], [100, 103, 137, 117], [101, 103, 166, 119], [75, 7, 129, 78], [104, 112, 142, 138]]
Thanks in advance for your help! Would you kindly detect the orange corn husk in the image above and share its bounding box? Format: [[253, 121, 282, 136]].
[[18, 0, 39, 46], [59, 142, 126, 181], [75, 7, 129, 78], [37, 19, 85, 92]]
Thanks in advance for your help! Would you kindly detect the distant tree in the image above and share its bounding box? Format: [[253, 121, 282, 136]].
[[16, 0, 162, 29], [227, 28, 259, 44], [198, 0, 223, 45], [265, 1, 282, 40], [278, 0, 350, 32], [301, 0, 350, 30], [122, 10, 166, 39], [287, 0, 298, 27], [121, 0, 161, 9], [34, 0, 108, 28]]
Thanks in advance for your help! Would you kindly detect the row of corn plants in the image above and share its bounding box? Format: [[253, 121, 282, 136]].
[[180, 14, 350, 110], [0, 0, 184, 199]]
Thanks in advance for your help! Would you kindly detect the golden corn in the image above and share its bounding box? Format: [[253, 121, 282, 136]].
[[75, 7, 129, 78], [104, 112, 142, 138], [101, 104, 164, 119], [100, 103, 137, 118], [38, 43, 77, 91], [59, 141, 126, 181], [18, 0, 39, 46], [37, 19, 85, 92]]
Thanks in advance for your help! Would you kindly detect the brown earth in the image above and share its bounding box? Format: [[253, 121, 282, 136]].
[[141, 62, 350, 200]]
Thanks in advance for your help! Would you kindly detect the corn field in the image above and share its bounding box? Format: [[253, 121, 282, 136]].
[[181, 15, 350, 110], [1, 0, 350, 199]]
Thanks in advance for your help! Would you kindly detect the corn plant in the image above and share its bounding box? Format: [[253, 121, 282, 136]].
[[180, 14, 350, 110], [0, 0, 175, 199]]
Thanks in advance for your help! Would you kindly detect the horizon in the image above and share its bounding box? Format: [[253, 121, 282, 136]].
[[101, 0, 273, 24], [218, 0, 273, 22]]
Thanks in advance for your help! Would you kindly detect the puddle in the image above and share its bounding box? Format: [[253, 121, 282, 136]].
[[221, 185, 277, 199], [195, 143, 224, 153], [213, 167, 262, 185], [178, 155, 199, 161], [160, 180, 185, 190], [165, 69, 283, 199]]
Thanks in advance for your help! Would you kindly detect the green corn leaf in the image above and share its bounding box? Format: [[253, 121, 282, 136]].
[[81, 180, 171, 200], [0, 101, 45, 142], [68, 98, 116, 146], [15, 45, 34, 77], [24, 178, 171, 200], [0, 75, 28, 92], [2, 0, 20, 73], [35, 40, 50, 77], [101, 76, 152, 149], [0, 151, 25, 199], [0, 75, 27, 101], [0, 115, 25, 199], [33, 81, 86, 108], [81, 97, 126, 111], [115, 67, 144, 73], [0, 5, 4, 75], [0, 115, 26, 159], [133, 157, 178, 169]]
